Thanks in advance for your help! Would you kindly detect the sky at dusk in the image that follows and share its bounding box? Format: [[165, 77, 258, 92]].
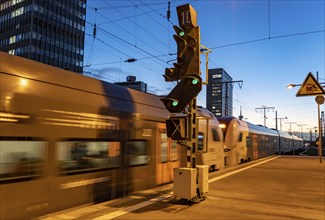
[[83, 0, 325, 136]]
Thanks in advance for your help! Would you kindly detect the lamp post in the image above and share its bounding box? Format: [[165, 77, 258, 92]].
[[286, 83, 301, 89], [285, 121, 296, 134], [297, 123, 307, 139], [307, 127, 318, 141], [277, 116, 288, 131], [315, 95, 324, 163]]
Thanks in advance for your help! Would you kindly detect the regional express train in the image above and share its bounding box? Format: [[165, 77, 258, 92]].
[[0, 52, 225, 219], [218, 116, 304, 165]]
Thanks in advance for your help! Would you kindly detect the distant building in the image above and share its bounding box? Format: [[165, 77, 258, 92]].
[[206, 68, 233, 117], [114, 76, 148, 93], [0, 0, 87, 73]]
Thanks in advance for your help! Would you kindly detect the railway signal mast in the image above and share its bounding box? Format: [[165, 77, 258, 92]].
[[161, 4, 205, 202], [161, 4, 201, 168]]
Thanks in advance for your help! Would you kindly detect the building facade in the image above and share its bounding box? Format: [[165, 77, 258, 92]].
[[114, 76, 148, 93], [0, 0, 86, 73], [206, 68, 233, 117]]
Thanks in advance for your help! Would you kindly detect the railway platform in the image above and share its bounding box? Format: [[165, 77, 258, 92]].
[[37, 156, 325, 220]]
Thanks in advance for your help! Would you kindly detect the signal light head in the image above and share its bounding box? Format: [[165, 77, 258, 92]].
[[172, 100, 179, 107], [192, 78, 199, 85], [173, 25, 184, 36], [160, 97, 182, 113]]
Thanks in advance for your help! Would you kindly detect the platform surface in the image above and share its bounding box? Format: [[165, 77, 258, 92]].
[[38, 156, 325, 220]]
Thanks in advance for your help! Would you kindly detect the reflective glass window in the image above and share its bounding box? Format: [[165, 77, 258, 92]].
[[57, 140, 121, 174], [159, 132, 168, 163], [0, 138, 46, 182], [170, 141, 178, 161], [212, 129, 221, 142], [127, 141, 149, 166], [198, 132, 204, 150]]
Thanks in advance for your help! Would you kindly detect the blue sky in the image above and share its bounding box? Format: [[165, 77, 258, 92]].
[[84, 0, 325, 137]]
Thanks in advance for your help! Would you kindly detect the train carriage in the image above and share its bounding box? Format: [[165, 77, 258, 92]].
[[0, 52, 304, 219], [196, 107, 224, 171], [0, 52, 181, 219], [218, 116, 303, 165]]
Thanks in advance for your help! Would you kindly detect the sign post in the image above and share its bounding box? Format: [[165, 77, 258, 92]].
[[295, 72, 324, 163], [296, 72, 325, 97], [315, 95, 324, 163]]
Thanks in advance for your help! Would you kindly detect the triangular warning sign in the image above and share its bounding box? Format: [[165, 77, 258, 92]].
[[296, 72, 325, 97]]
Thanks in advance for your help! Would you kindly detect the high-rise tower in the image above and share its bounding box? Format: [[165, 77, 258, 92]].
[[0, 0, 86, 73], [206, 68, 233, 117]]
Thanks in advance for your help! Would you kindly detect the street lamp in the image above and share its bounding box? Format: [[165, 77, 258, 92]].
[[286, 82, 325, 89], [286, 83, 301, 89], [297, 123, 307, 139], [285, 121, 296, 133], [277, 116, 288, 131]]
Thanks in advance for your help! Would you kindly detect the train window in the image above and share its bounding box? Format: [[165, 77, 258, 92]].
[[0, 137, 46, 182], [57, 140, 121, 174], [127, 141, 149, 166], [212, 129, 221, 142], [198, 132, 204, 150], [246, 136, 252, 147], [159, 132, 168, 163], [238, 132, 243, 142], [170, 141, 179, 161]]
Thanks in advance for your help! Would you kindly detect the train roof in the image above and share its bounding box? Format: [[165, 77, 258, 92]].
[[271, 129, 293, 138], [0, 52, 169, 121], [197, 106, 217, 119], [218, 116, 279, 136], [247, 123, 278, 136]]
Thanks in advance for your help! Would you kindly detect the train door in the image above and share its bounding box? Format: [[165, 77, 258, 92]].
[[246, 134, 259, 160], [126, 118, 157, 192], [155, 123, 180, 185], [236, 132, 247, 163], [252, 134, 259, 159], [126, 138, 152, 192]]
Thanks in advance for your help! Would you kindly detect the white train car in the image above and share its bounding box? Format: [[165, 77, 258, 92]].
[[219, 117, 278, 166], [196, 107, 224, 171]]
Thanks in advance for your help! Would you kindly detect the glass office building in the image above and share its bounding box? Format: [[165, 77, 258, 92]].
[[0, 0, 86, 73], [206, 68, 233, 117]]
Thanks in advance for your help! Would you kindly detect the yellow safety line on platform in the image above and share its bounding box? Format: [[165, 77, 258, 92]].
[[209, 156, 280, 183], [92, 193, 173, 220], [92, 156, 280, 220]]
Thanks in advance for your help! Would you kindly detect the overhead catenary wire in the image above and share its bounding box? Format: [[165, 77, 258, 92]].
[[85, 20, 168, 67], [93, 10, 168, 59], [84, 1, 324, 88], [93, 0, 196, 25], [102, 0, 172, 50], [129, 0, 174, 34], [210, 29, 325, 49], [85, 1, 324, 69], [85, 7, 98, 66]]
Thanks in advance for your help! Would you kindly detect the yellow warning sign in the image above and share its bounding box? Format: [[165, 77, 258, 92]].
[[296, 72, 325, 97]]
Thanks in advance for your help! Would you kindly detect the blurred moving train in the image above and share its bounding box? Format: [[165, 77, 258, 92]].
[[218, 116, 305, 165], [0, 52, 225, 219], [0, 52, 303, 219]]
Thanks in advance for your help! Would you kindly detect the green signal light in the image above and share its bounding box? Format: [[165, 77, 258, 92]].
[[172, 100, 179, 107], [192, 79, 199, 85], [179, 31, 185, 37]]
